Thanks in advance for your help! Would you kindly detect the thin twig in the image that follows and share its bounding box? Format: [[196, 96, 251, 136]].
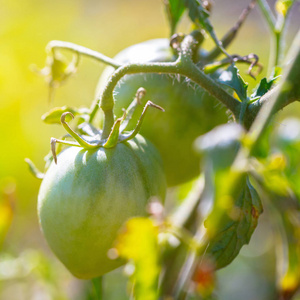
[[203, 0, 257, 62], [47, 40, 121, 69]]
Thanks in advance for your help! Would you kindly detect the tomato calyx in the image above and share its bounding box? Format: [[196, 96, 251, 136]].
[[50, 88, 164, 163]]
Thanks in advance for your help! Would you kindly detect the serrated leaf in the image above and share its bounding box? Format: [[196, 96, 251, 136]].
[[165, 0, 186, 34], [217, 65, 248, 102], [196, 123, 262, 268], [204, 173, 263, 269], [115, 218, 160, 300]]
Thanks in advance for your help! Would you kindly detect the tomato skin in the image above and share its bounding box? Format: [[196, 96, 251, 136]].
[[38, 134, 166, 279], [97, 39, 228, 186]]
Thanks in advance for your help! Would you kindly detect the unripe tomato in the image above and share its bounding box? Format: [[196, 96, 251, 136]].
[[97, 39, 228, 186], [38, 134, 166, 279]]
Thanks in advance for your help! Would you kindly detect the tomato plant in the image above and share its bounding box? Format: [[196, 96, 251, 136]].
[[96, 38, 228, 186], [24, 0, 300, 299]]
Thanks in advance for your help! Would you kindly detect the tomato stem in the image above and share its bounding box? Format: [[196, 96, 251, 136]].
[[94, 33, 242, 138], [46, 40, 121, 69]]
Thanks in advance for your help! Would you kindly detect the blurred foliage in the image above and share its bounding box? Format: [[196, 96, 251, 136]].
[[115, 217, 160, 300]]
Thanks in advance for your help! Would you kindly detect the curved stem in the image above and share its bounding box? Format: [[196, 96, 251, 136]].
[[95, 60, 241, 138], [50, 138, 81, 164], [46, 40, 121, 69], [89, 32, 242, 139], [93, 57, 241, 139], [119, 101, 164, 142], [101, 110, 115, 140]]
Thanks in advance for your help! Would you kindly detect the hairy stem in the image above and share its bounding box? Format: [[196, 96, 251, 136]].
[[94, 33, 241, 139], [95, 60, 241, 139]]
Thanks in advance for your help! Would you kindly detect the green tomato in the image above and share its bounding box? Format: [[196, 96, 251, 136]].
[[38, 134, 166, 279], [97, 39, 228, 186]]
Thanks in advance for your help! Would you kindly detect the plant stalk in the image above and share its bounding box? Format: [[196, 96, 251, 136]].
[[47, 40, 121, 69], [94, 33, 241, 139]]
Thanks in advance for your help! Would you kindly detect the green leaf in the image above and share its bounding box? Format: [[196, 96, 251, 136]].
[[184, 0, 210, 30], [164, 0, 186, 35], [41, 106, 78, 124], [217, 65, 248, 102], [183, 0, 230, 57], [115, 217, 160, 300], [195, 123, 262, 269], [251, 76, 280, 99], [204, 173, 263, 269]]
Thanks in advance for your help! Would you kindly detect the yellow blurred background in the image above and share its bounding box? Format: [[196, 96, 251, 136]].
[[0, 0, 299, 298]]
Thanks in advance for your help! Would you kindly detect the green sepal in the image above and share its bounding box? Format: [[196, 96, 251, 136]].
[[119, 93, 143, 133], [103, 116, 124, 148]]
